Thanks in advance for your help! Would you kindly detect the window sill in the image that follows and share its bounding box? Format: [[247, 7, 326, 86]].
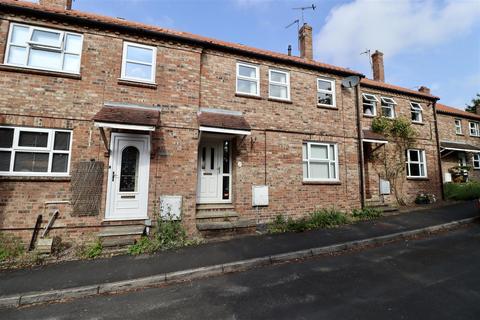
[[456, 133, 464, 136], [0, 64, 81, 79], [268, 97, 292, 104], [317, 105, 338, 110], [235, 93, 262, 100], [0, 175, 71, 182], [412, 121, 424, 125], [303, 180, 341, 185], [406, 177, 429, 181], [118, 78, 157, 89], [363, 114, 376, 118]]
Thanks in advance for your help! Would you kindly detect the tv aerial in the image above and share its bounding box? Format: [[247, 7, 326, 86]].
[[293, 4, 316, 24]]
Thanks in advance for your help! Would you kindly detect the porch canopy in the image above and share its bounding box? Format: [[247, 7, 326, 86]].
[[93, 102, 160, 132], [197, 108, 251, 136], [440, 141, 480, 154], [362, 130, 388, 144]]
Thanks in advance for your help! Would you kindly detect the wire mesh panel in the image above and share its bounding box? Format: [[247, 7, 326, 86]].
[[70, 161, 104, 216]]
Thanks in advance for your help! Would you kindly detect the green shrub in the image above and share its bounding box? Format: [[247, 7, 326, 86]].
[[444, 181, 480, 200], [128, 236, 160, 255], [371, 116, 392, 134], [78, 239, 103, 259], [268, 209, 349, 234], [352, 207, 382, 220], [268, 215, 288, 234], [0, 233, 24, 262]]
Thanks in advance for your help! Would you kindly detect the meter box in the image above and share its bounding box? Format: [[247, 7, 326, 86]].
[[379, 179, 391, 195], [252, 185, 269, 207], [160, 195, 182, 220]]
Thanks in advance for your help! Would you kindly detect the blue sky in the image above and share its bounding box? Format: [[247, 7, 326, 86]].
[[69, 0, 480, 109]]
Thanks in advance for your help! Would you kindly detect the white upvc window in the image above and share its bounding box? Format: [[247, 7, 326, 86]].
[[381, 97, 396, 118], [317, 78, 336, 107], [410, 102, 423, 123], [302, 142, 339, 182], [473, 154, 480, 170], [469, 121, 480, 137], [406, 149, 427, 178], [269, 69, 290, 100], [121, 42, 156, 83], [362, 93, 378, 116], [236, 62, 259, 96], [5, 23, 83, 74], [0, 126, 72, 176], [455, 119, 463, 135]]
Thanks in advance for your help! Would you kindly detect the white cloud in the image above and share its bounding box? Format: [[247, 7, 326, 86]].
[[315, 0, 480, 65], [233, 0, 271, 8]]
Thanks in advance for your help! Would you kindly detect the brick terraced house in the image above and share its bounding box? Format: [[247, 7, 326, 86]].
[[0, 0, 443, 245], [436, 104, 480, 182]]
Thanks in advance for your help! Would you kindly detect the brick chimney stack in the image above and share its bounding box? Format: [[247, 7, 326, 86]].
[[371, 50, 385, 82], [418, 86, 431, 94], [299, 23, 313, 60], [39, 0, 73, 10]]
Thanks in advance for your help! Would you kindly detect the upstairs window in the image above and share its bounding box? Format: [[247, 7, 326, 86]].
[[362, 93, 378, 116], [5, 23, 83, 74], [469, 121, 480, 137], [410, 102, 423, 123], [0, 127, 72, 176], [236, 62, 259, 96], [302, 142, 339, 181], [473, 154, 480, 170], [269, 69, 290, 100], [406, 149, 427, 178], [121, 42, 156, 83], [317, 78, 336, 107], [380, 97, 396, 118], [455, 119, 462, 135]]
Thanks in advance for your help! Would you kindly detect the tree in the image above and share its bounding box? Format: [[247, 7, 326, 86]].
[[465, 93, 480, 114]]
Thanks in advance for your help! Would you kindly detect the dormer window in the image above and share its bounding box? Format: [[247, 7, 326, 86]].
[[410, 102, 423, 123], [380, 97, 396, 118], [5, 23, 83, 74], [362, 93, 378, 116]]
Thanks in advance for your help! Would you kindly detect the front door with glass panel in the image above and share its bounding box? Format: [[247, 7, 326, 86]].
[[197, 138, 232, 203], [106, 133, 150, 220]]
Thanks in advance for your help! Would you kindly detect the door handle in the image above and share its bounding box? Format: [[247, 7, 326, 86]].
[[112, 171, 115, 182], [218, 167, 221, 174]]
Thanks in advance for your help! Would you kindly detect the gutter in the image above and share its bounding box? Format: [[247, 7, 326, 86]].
[[0, 3, 362, 78]]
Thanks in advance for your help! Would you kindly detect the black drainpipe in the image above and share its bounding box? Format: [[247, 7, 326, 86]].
[[432, 100, 445, 200], [355, 84, 366, 208]]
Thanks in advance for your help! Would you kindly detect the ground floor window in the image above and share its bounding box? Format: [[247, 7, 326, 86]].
[[0, 126, 72, 176], [473, 153, 480, 169], [302, 142, 339, 181], [406, 149, 427, 178]]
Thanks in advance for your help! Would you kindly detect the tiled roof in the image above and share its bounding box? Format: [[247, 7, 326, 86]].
[[93, 106, 159, 126], [0, 0, 361, 77], [440, 141, 480, 152], [362, 130, 387, 141], [361, 78, 439, 100], [198, 110, 251, 131], [436, 103, 480, 121]]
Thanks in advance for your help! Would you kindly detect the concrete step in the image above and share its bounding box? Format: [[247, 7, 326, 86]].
[[97, 225, 145, 237], [196, 210, 239, 219], [196, 219, 256, 231], [101, 237, 137, 248], [196, 203, 235, 210]]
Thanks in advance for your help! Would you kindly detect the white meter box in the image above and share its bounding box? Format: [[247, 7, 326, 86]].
[[252, 185, 269, 206], [379, 179, 391, 195], [160, 196, 182, 220]]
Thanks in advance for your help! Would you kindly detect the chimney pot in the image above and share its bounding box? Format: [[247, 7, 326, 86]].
[[371, 50, 385, 82], [39, 0, 72, 10], [418, 86, 431, 94], [298, 23, 313, 60], [287, 45, 292, 56]]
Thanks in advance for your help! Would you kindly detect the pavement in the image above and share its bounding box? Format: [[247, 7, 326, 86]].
[[4, 219, 480, 319], [0, 201, 478, 307]]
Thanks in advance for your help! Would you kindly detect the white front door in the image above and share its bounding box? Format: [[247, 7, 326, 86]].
[[197, 138, 232, 203], [105, 133, 150, 220]]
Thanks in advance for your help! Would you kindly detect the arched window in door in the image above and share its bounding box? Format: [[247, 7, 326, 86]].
[[120, 146, 139, 192]]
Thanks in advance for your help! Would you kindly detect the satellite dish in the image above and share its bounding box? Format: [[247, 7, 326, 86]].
[[341, 76, 360, 88]]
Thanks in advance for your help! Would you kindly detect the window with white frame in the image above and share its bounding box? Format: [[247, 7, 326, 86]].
[[317, 78, 336, 107], [269, 69, 290, 100], [5, 23, 83, 74], [362, 93, 377, 116], [121, 42, 156, 83], [0, 127, 72, 176], [236, 62, 259, 96], [473, 154, 480, 169], [381, 97, 396, 118], [406, 149, 427, 178], [455, 119, 462, 135], [302, 142, 339, 181], [410, 102, 423, 123], [469, 121, 480, 137]]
